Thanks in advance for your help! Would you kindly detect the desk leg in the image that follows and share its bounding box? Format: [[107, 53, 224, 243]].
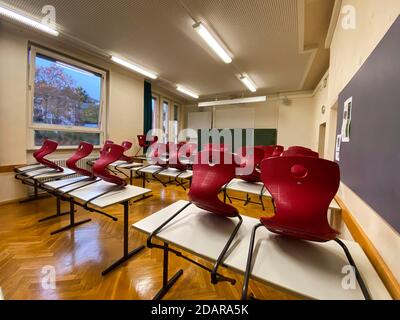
[[20, 180, 51, 203], [102, 201, 145, 276], [153, 243, 183, 300], [38, 197, 71, 223], [142, 174, 146, 188], [50, 201, 92, 235], [130, 170, 133, 185]]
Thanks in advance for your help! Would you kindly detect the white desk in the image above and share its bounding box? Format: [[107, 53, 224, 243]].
[[225, 178, 341, 212], [109, 160, 143, 170], [21, 167, 76, 180], [45, 178, 151, 208], [133, 200, 390, 300], [133, 165, 193, 188]]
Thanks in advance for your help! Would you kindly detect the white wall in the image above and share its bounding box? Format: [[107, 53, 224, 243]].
[[183, 98, 319, 149], [0, 23, 145, 203], [318, 0, 400, 283]]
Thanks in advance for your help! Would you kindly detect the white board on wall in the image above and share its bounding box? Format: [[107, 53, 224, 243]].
[[215, 107, 255, 128], [188, 111, 212, 129]]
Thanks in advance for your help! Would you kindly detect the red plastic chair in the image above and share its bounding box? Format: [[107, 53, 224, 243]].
[[236, 147, 265, 183], [283, 146, 319, 158], [120, 141, 134, 162], [136, 135, 158, 156], [168, 143, 188, 172], [92, 144, 127, 187], [100, 140, 114, 156], [241, 156, 371, 300], [272, 145, 284, 157], [34, 140, 63, 172], [17, 140, 56, 174], [256, 145, 275, 159], [147, 150, 242, 286], [66, 142, 94, 178], [256, 145, 284, 159], [204, 143, 230, 153]]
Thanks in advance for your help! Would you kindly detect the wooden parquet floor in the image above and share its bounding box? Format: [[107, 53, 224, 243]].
[[0, 177, 297, 300]]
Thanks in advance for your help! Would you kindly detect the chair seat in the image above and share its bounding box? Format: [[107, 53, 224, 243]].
[[260, 217, 339, 242]]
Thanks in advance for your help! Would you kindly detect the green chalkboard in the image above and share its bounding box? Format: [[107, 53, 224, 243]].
[[197, 129, 277, 152]]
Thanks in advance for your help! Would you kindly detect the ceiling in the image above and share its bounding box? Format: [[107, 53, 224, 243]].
[[1, 0, 335, 100]]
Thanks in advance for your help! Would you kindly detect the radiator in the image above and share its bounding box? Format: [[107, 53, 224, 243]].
[[28, 156, 98, 196]]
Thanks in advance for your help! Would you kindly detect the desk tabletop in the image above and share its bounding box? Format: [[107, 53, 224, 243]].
[[109, 161, 143, 169], [16, 164, 43, 172], [226, 178, 341, 211], [133, 200, 390, 300], [18, 167, 76, 179], [45, 178, 151, 208], [135, 165, 193, 179]]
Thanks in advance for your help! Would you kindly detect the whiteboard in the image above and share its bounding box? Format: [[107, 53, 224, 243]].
[[215, 107, 255, 128], [188, 111, 212, 130]]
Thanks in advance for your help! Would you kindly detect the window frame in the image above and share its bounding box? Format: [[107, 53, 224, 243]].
[[161, 99, 170, 143], [27, 46, 107, 149]]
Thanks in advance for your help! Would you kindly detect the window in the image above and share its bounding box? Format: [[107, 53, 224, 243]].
[[28, 46, 106, 148], [162, 100, 169, 143], [171, 104, 180, 143], [151, 96, 159, 130]]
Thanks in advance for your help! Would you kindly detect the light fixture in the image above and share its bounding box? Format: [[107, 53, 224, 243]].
[[0, 5, 59, 36], [193, 22, 232, 64], [177, 85, 199, 99], [239, 75, 257, 92], [111, 56, 158, 79], [198, 96, 267, 108]]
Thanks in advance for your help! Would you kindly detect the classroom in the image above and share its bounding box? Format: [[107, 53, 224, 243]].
[[0, 0, 399, 305]]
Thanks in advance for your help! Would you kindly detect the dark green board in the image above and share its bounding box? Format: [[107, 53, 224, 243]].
[[197, 129, 277, 152]]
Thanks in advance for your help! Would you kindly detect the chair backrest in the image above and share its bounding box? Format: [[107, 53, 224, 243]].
[[66, 142, 94, 177], [204, 143, 230, 153], [92, 144, 127, 186], [237, 146, 265, 183], [272, 145, 284, 157], [148, 143, 169, 167], [282, 146, 319, 158], [34, 140, 63, 171], [120, 141, 133, 162], [260, 156, 340, 242], [33, 140, 50, 159], [168, 143, 187, 171], [100, 140, 114, 156], [188, 151, 238, 217], [138, 135, 158, 148], [256, 145, 276, 159]]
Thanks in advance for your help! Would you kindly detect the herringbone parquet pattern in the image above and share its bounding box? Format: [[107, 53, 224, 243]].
[[0, 177, 297, 300]]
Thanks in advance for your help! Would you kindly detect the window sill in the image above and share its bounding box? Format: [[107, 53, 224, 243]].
[[27, 146, 101, 152]]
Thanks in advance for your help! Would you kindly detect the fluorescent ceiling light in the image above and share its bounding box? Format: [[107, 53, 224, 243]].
[[193, 22, 232, 64], [111, 56, 157, 79], [177, 85, 199, 99], [198, 96, 267, 108], [239, 75, 257, 92], [0, 6, 59, 36]]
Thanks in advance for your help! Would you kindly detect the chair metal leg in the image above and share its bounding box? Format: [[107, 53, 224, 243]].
[[259, 196, 265, 211], [211, 214, 243, 285], [241, 223, 263, 300], [147, 202, 193, 248], [153, 243, 183, 300], [335, 238, 372, 300]]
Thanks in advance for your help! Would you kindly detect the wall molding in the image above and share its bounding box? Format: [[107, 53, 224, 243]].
[[0, 165, 24, 174], [335, 196, 400, 299]]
